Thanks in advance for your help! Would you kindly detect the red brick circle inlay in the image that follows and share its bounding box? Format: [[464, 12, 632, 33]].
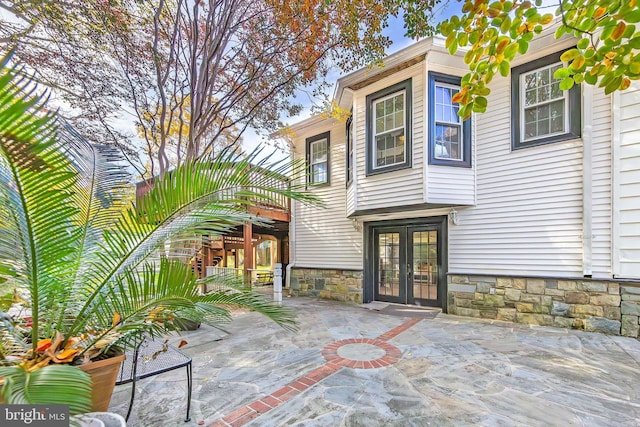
[[321, 337, 402, 369]]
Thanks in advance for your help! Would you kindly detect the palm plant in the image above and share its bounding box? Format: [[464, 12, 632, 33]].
[[0, 52, 314, 414]]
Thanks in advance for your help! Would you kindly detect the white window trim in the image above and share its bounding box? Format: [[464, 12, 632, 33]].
[[519, 61, 569, 144], [309, 138, 328, 185], [372, 89, 407, 170], [434, 82, 464, 162]]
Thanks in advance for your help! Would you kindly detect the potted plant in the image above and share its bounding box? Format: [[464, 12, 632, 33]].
[[0, 53, 313, 415]]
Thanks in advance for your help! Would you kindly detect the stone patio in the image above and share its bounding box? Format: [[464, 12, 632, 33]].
[[109, 295, 640, 426]]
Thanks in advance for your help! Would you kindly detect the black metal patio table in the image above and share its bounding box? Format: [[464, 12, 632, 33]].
[[115, 338, 192, 422]]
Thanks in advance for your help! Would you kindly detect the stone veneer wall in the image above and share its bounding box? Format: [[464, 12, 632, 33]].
[[447, 275, 640, 338], [288, 268, 363, 303]]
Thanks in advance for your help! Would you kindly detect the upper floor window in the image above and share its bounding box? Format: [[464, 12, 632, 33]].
[[366, 79, 412, 175], [511, 51, 581, 149], [346, 115, 353, 186], [306, 132, 329, 186], [428, 72, 471, 167]]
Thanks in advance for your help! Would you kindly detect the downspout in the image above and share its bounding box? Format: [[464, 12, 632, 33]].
[[582, 85, 593, 277], [286, 152, 297, 289]]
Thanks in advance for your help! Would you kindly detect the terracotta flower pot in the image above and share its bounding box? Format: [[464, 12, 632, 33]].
[[79, 354, 126, 412]]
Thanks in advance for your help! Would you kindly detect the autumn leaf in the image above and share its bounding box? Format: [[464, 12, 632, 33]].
[[36, 339, 52, 352]]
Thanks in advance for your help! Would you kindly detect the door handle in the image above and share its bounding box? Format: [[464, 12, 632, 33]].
[[407, 264, 412, 276]]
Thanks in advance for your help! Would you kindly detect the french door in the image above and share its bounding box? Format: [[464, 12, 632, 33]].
[[372, 223, 443, 307]]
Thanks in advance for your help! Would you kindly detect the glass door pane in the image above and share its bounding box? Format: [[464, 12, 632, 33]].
[[410, 229, 438, 303], [378, 232, 400, 297]]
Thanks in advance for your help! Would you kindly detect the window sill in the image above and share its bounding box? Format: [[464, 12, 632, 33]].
[[429, 158, 471, 168], [512, 131, 581, 151], [365, 162, 412, 177]]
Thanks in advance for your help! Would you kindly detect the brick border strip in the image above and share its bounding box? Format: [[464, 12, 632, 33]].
[[207, 317, 422, 427]]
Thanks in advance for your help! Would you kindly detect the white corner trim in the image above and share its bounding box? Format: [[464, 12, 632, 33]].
[[423, 57, 430, 203], [611, 91, 621, 277], [581, 84, 593, 277]]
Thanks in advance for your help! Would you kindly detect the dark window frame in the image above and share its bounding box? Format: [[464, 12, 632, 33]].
[[365, 79, 413, 176], [346, 114, 353, 187], [428, 72, 472, 168], [305, 131, 330, 187], [511, 50, 581, 150]]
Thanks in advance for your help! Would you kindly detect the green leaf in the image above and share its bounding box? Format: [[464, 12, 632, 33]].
[[630, 36, 640, 49], [518, 39, 529, 54], [504, 43, 518, 59], [605, 76, 622, 94], [472, 102, 487, 113], [560, 49, 581, 62], [0, 365, 92, 415], [623, 24, 636, 39], [464, 49, 475, 65], [458, 32, 468, 46], [554, 67, 570, 79], [499, 60, 510, 77], [440, 22, 451, 36], [559, 77, 575, 90], [474, 96, 488, 109], [626, 9, 640, 23], [475, 86, 491, 96], [577, 38, 590, 50], [601, 22, 618, 40], [500, 16, 512, 33], [446, 33, 458, 55], [522, 31, 534, 42], [584, 71, 598, 85], [459, 104, 471, 120]]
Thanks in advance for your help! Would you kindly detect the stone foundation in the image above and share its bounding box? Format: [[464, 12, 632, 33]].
[[289, 268, 363, 303], [447, 275, 640, 338]]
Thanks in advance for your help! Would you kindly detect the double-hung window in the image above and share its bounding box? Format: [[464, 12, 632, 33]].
[[306, 132, 329, 186], [428, 72, 471, 167], [366, 79, 412, 175], [511, 51, 581, 149]]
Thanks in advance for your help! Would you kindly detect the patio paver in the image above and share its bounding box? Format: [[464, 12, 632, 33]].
[[109, 297, 640, 426]]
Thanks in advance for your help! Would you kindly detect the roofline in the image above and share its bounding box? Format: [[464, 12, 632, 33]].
[[333, 36, 462, 105]]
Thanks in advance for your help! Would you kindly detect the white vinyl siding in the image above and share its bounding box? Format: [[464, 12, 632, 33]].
[[449, 78, 584, 276], [590, 87, 613, 278], [294, 121, 363, 270], [346, 184, 356, 217], [613, 82, 640, 279], [426, 166, 475, 204], [355, 65, 424, 211]]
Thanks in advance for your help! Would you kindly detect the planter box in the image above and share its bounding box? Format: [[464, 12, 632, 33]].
[[79, 354, 126, 412]]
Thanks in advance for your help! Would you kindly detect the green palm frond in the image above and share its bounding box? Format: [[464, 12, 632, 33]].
[[69, 148, 315, 337], [0, 53, 79, 350], [0, 365, 92, 414], [0, 50, 313, 412]]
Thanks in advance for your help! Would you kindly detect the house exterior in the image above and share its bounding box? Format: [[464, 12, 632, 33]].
[[285, 29, 640, 338]]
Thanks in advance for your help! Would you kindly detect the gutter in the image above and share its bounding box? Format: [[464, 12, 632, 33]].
[[285, 150, 296, 289]]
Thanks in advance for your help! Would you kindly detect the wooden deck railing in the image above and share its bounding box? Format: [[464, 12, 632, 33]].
[[136, 164, 291, 221], [202, 266, 274, 292]]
